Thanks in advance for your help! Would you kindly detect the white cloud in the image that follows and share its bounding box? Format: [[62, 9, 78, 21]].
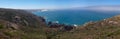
[[83, 6, 120, 11]]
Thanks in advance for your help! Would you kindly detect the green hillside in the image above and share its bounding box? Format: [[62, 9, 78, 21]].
[[0, 8, 120, 39]]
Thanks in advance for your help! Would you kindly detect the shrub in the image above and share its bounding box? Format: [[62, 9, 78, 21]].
[[0, 24, 4, 29]]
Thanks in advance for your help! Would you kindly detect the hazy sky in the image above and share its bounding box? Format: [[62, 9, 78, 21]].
[[0, 0, 120, 9]]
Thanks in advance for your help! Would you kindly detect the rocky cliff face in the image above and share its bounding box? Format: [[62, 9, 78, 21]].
[[0, 8, 47, 39], [0, 8, 46, 28]]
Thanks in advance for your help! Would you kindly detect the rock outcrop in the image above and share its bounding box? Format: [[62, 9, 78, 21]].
[[0, 8, 47, 39], [0, 8, 46, 28]]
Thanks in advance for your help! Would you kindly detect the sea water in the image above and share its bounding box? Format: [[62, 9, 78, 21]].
[[33, 9, 120, 25]]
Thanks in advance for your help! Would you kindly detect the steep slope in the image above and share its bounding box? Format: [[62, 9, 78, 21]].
[[0, 8, 46, 28], [0, 8, 47, 39]]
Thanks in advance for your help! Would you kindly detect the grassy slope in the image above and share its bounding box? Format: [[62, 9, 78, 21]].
[[0, 8, 120, 39]]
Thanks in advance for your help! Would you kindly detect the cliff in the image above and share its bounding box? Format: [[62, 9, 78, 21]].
[[0, 8, 46, 39], [0, 8, 46, 27]]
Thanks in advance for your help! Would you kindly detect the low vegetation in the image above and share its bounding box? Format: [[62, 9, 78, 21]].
[[0, 8, 120, 39]]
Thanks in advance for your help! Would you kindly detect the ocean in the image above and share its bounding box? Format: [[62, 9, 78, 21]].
[[33, 9, 120, 25]]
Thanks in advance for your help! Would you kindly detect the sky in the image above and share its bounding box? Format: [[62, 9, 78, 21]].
[[0, 0, 120, 9]]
